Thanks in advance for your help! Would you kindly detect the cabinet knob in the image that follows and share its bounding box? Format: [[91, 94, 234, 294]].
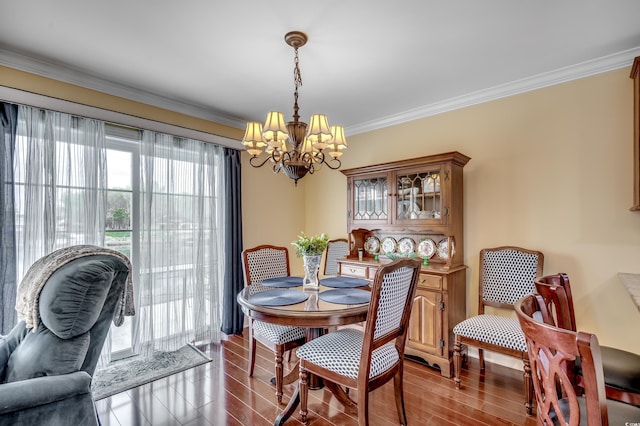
[[349, 268, 357, 273]]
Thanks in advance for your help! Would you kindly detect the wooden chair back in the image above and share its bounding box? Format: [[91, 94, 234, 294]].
[[478, 246, 544, 313], [516, 294, 610, 425], [324, 238, 349, 276], [361, 258, 422, 380], [241, 245, 290, 286], [534, 273, 577, 331]]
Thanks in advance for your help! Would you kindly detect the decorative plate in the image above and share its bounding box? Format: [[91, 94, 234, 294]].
[[364, 236, 380, 254], [381, 237, 398, 254], [436, 238, 455, 259], [397, 237, 416, 255], [417, 238, 436, 258]]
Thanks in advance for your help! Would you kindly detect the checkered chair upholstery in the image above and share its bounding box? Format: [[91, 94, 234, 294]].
[[241, 245, 306, 404], [296, 258, 421, 425], [453, 246, 544, 416], [323, 238, 349, 276]]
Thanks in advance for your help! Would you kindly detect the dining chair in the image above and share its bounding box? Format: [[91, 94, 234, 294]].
[[535, 273, 640, 406], [323, 238, 349, 276], [453, 246, 544, 415], [296, 258, 421, 426], [241, 244, 307, 404], [515, 293, 640, 425]]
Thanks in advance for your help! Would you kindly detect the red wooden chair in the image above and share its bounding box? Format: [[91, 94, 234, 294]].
[[535, 273, 640, 406], [515, 293, 640, 424]]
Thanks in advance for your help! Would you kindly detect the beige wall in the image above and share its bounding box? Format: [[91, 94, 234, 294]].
[[306, 67, 640, 354], [3, 66, 639, 355], [241, 154, 308, 274]]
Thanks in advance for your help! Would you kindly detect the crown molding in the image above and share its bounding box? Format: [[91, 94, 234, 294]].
[[347, 47, 640, 136], [0, 85, 242, 150], [0, 48, 246, 130], [3, 46, 639, 137]]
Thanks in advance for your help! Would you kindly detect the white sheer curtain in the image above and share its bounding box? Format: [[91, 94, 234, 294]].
[[13, 105, 107, 280], [134, 131, 224, 355]]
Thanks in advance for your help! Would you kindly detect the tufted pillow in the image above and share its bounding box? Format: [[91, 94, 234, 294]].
[[39, 256, 120, 339], [4, 323, 89, 383]]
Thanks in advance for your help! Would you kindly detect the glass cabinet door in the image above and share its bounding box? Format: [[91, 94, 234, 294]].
[[352, 175, 388, 222], [395, 169, 442, 222]]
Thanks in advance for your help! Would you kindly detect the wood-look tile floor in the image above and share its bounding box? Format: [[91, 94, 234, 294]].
[[95, 332, 538, 425]]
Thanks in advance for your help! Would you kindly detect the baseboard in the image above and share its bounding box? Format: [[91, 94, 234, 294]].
[[465, 347, 523, 371]]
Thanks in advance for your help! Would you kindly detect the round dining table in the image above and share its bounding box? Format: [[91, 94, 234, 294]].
[[237, 276, 370, 426]]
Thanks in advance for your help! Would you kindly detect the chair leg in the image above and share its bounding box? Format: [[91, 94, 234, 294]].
[[394, 368, 408, 426], [275, 349, 284, 404], [248, 328, 256, 377], [357, 383, 370, 426], [523, 356, 533, 416], [479, 348, 485, 372], [454, 337, 462, 389], [300, 369, 309, 424]]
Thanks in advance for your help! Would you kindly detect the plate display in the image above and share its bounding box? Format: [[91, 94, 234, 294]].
[[436, 238, 455, 259], [417, 238, 436, 258], [381, 237, 398, 254], [364, 236, 380, 254], [397, 237, 416, 254]]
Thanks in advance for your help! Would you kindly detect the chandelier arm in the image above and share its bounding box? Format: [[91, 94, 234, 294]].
[[249, 154, 277, 168], [323, 157, 343, 170], [282, 150, 294, 163]]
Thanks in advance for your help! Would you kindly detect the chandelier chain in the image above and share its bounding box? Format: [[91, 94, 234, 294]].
[[292, 46, 303, 123]]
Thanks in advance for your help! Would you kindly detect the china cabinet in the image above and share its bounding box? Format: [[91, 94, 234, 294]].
[[337, 151, 470, 377]]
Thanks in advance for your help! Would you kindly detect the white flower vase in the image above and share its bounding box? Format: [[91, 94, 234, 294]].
[[302, 254, 322, 290]]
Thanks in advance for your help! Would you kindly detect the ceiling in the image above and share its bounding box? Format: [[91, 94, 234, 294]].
[[2, 0, 640, 137]]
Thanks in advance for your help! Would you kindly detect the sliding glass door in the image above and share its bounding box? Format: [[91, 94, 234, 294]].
[[106, 135, 138, 358]]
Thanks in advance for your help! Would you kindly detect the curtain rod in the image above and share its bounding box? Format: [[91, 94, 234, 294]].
[[0, 85, 242, 151]]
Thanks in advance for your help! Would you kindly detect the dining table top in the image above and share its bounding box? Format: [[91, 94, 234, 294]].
[[236, 275, 371, 328]]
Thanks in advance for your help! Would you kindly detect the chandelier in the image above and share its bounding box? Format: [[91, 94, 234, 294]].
[[241, 31, 347, 186]]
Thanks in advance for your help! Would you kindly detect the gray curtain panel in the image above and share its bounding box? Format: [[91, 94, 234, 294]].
[[221, 147, 244, 335], [0, 102, 18, 334]]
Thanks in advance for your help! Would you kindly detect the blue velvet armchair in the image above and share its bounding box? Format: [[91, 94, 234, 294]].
[[0, 246, 132, 425]]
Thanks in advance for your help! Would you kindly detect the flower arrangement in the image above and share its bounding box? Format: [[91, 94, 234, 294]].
[[291, 232, 329, 257]]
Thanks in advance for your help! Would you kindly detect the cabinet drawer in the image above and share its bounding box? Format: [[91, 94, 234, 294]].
[[418, 273, 442, 290], [340, 264, 369, 279]]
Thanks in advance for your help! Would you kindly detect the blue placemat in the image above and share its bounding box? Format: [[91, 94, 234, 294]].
[[261, 276, 304, 288], [318, 289, 371, 305], [320, 276, 369, 288], [249, 289, 308, 307]]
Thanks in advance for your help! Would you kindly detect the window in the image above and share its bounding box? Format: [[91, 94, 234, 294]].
[[11, 106, 227, 359]]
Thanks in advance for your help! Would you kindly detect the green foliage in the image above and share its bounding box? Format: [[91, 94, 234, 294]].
[[291, 232, 329, 257]]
